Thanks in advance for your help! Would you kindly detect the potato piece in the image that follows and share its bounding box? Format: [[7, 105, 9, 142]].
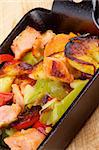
[[0, 61, 33, 77], [65, 35, 99, 74], [44, 33, 76, 57], [29, 62, 46, 80], [44, 56, 74, 83]]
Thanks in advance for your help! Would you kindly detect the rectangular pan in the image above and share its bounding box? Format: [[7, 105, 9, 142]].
[[0, 1, 99, 149]]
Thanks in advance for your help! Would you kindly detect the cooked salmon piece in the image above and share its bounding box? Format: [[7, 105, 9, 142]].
[[12, 84, 24, 110], [0, 104, 21, 128], [11, 26, 41, 59], [4, 128, 45, 150]]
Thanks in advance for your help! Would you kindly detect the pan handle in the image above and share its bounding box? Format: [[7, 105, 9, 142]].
[[52, 0, 93, 18], [92, 0, 99, 29], [52, 0, 99, 34]]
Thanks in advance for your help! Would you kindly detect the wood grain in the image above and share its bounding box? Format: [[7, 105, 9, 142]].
[[0, 0, 99, 150]]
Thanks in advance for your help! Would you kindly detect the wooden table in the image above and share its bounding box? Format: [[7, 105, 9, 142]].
[[0, 0, 99, 149]]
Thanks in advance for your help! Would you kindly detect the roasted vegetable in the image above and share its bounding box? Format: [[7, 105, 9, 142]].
[[29, 53, 80, 82], [41, 98, 57, 113], [46, 79, 68, 99], [65, 35, 99, 75], [24, 79, 68, 105], [42, 94, 52, 104], [22, 52, 38, 65], [70, 79, 88, 88], [29, 62, 46, 80], [0, 77, 14, 92], [11, 106, 41, 130], [33, 121, 51, 135], [0, 26, 98, 150], [44, 33, 76, 57], [44, 56, 74, 83], [14, 75, 36, 87], [0, 54, 14, 64], [0, 92, 13, 106], [23, 81, 45, 106], [40, 80, 88, 125], [0, 61, 33, 77]]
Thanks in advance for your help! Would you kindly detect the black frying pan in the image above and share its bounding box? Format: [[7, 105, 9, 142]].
[[0, 1, 99, 150]]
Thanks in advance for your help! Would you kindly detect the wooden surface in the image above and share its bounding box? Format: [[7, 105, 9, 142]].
[[0, 0, 99, 150]]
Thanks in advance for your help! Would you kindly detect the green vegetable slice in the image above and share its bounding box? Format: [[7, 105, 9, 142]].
[[22, 52, 43, 65], [22, 52, 38, 65], [40, 79, 88, 125], [47, 80, 68, 100], [24, 79, 68, 105], [24, 81, 46, 105]]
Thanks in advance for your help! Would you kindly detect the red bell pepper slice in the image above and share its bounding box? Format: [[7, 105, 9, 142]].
[[0, 54, 14, 64], [11, 106, 41, 130], [33, 121, 48, 135], [0, 92, 13, 106], [13, 114, 39, 130]]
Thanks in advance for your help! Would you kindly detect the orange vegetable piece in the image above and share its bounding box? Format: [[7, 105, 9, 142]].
[[44, 33, 76, 57], [44, 57, 74, 83]]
